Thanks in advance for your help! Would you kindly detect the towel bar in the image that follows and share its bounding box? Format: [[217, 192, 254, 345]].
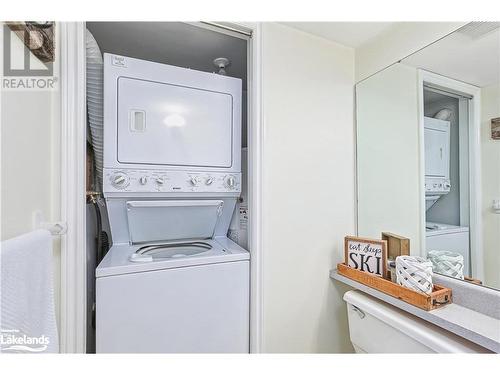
[[32, 210, 67, 236]]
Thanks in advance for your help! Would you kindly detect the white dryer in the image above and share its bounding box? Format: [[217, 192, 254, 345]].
[[96, 54, 249, 353]]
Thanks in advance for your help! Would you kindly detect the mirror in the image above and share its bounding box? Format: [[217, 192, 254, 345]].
[[356, 22, 500, 289]]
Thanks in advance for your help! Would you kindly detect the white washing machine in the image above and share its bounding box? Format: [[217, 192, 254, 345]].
[[96, 54, 249, 353], [425, 222, 470, 276]]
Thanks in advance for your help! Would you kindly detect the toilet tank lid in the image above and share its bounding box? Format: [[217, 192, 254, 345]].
[[343, 290, 489, 353]]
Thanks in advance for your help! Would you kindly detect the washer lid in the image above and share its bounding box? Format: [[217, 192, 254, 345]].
[[126, 200, 224, 244]]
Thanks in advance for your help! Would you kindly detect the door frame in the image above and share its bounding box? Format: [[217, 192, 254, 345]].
[[417, 69, 484, 280], [242, 22, 265, 354], [59, 21, 264, 353], [59, 22, 87, 353]]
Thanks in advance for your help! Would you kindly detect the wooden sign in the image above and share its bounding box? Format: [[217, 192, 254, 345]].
[[492, 117, 500, 140], [344, 236, 387, 277], [382, 232, 410, 259]]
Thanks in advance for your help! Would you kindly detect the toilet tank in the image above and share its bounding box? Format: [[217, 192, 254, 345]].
[[343, 290, 489, 353]]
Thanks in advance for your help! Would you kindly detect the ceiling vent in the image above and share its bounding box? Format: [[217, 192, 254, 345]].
[[457, 22, 500, 39]]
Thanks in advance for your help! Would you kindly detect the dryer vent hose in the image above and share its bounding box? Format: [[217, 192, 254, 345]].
[[86, 29, 104, 190], [92, 200, 109, 264]]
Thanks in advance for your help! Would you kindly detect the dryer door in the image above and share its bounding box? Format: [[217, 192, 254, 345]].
[[117, 77, 233, 168], [424, 117, 450, 179]]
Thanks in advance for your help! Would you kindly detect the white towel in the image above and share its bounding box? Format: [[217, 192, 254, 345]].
[[1, 230, 59, 353]]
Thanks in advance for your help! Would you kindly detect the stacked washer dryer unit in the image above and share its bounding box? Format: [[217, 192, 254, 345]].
[[424, 116, 452, 210], [96, 54, 249, 353], [424, 116, 470, 276]]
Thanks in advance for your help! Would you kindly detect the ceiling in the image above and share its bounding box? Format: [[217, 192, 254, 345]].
[[403, 24, 500, 87], [86, 22, 248, 89], [283, 22, 395, 48]]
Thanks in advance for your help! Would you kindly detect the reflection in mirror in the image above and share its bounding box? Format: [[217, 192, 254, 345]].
[[356, 22, 500, 290]]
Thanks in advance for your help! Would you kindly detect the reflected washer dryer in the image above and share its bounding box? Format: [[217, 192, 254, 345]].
[[425, 222, 470, 276], [96, 54, 249, 353]]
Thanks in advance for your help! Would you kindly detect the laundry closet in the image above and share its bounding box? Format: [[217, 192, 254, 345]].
[[423, 87, 471, 279], [84, 22, 251, 353]]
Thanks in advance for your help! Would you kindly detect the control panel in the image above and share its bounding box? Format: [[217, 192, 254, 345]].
[[103, 169, 241, 194], [425, 177, 451, 195]]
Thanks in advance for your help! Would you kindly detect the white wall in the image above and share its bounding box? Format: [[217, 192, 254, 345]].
[[0, 24, 61, 331], [261, 23, 355, 353], [355, 22, 466, 82], [356, 63, 422, 252], [481, 83, 500, 289]]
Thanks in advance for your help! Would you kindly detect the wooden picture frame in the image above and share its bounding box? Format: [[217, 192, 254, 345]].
[[382, 232, 410, 259], [492, 117, 500, 140], [344, 236, 387, 278]]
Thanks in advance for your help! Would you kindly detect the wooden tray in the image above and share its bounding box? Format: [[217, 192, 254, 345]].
[[464, 276, 482, 285], [337, 263, 452, 310]]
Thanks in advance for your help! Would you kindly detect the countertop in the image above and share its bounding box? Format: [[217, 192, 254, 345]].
[[330, 269, 500, 353]]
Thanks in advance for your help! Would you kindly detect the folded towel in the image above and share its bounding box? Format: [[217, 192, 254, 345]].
[[1, 230, 59, 353]]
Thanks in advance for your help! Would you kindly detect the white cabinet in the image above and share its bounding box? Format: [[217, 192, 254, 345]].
[[424, 117, 450, 179]]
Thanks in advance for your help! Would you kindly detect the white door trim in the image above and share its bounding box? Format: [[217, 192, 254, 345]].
[[60, 21, 263, 353], [417, 69, 484, 280], [458, 97, 471, 227], [59, 21, 87, 353], [241, 22, 264, 354]]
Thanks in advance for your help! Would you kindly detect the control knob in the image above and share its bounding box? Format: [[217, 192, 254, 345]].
[[139, 176, 148, 185], [156, 177, 165, 185], [190, 176, 200, 186], [205, 177, 214, 185], [225, 175, 236, 189], [111, 172, 129, 189]]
